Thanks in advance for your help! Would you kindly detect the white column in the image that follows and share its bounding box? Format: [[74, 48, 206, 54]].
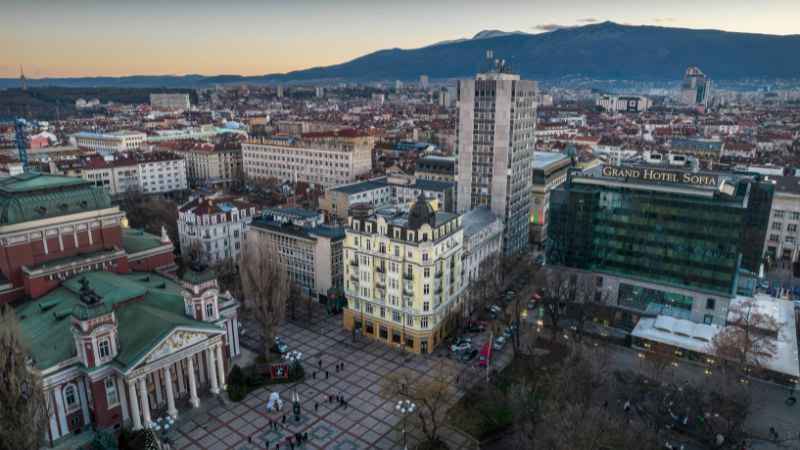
[[153, 371, 163, 406], [164, 366, 178, 418], [53, 385, 69, 437], [197, 353, 207, 385], [206, 347, 220, 395], [187, 356, 200, 408], [127, 380, 142, 430], [78, 379, 91, 426], [118, 376, 129, 423], [233, 318, 241, 357], [215, 344, 227, 390], [47, 390, 61, 441], [138, 377, 152, 428], [176, 361, 186, 396]]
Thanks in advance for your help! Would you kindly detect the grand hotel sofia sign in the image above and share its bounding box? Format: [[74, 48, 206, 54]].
[[601, 166, 719, 187]]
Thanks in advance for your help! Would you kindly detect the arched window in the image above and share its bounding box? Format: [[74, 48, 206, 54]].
[[63, 384, 79, 413], [205, 303, 215, 320]]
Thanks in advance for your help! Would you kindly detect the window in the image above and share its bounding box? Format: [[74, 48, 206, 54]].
[[98, 338, 111, 359], [380, 307, 386, 318], [366, 303, 374, 314], [703, 314, 713, 325], [392, 310, 401, 322], [424, 268, 430, 278], [789, 224, 798, 233], [424, 284, 430, 295], [772, 222, 782, 231], [63, 385, 79, 413], [787, 236, 796, 244], [422, 253, 429, 262], [705, 298, 715, 310], [792, 212, 800, 221], [596, 276, 603, 287], [421, 317, 429, 328], [775, 210, 786, 219], [770, 234, 780, 242], [105, 377, 119, 406], [205, 303, 215, 319], [423, 301, 430, 312]]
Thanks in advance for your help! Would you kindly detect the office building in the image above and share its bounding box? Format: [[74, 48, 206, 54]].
[[247, 208, 345, 301], [320, 174, 455, 223], [596, 94, 652, 113], [174, 145, 242, 188], [342, 196, 466, 353], [547, 163, 773, 327], [680, 66, 712, 110], [419, 74, 429, 89], [178, 196, 258, 266], [764, 176, 800, 264], [242, 130, 374, 189], [73, 131, 147, 156], [456, 64, 537, 255], [149, 93, 191, 111], [530, 152, 571, 246]]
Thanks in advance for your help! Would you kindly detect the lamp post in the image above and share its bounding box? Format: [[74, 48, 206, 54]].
[[151, 415, 175, 448], [396, 399, 416, 450]]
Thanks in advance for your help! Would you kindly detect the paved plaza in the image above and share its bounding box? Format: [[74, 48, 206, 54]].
[[167, 311, 510, 450]]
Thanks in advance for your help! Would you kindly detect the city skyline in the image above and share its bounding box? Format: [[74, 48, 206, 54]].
[[3, 0, 800, 78]]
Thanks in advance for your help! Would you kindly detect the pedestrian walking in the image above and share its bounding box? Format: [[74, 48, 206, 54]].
[[314, 401, 319, 412], [282, 414, 286, 424]]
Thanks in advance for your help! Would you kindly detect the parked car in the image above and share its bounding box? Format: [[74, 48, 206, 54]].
[[503, 327, 514, 339], [460, 348, 479, 362], [466, 321, 487, 333], [489, 304, 502, 313], [493, 336, 506, 350], [535, 255, 545, 265], [450, 337, 472, 352]]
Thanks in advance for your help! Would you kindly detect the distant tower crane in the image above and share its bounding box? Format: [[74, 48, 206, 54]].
[[15, 118, 29, 171]]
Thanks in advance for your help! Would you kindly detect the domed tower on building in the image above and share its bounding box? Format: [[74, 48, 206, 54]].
[[181, 264, 220, 322], [70, 277, 118, 369], [408, 193, 435, 229]]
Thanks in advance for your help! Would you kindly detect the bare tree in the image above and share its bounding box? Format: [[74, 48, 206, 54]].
[[239, 234, 290, 358], [380, 362, 456, 448], [710, 298, 781, 379], [535, 268, 578, 341], [0, 305, 48, 450]]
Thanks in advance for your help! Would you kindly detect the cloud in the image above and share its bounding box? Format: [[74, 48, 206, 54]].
[[578, 18, 600, 23], [653, 17, 677, 24], [531, 23, 572, 32]]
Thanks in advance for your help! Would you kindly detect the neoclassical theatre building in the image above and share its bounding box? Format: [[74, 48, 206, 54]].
[[2, 173, 241, 446]]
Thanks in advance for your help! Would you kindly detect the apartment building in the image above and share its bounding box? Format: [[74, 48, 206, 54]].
[[342, 196, 466, 354], [415, 155, 456, 183], [246, 208, 345, 301], [242, 130, 373, 189], [462, 206, 503, 287], [73, 131, 147, 155], [178, 196, 257, 265], [596, 94, 652, 113], [79, 152, 188, 195], [175, 145, 243, 187], [320, 174, 455, 223]]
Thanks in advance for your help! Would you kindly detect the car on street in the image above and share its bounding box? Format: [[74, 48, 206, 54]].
[[460, 348, 479, 362], [503, 326, 514, 339], [450, 337, 472, 352], [489, 304, 502, 314], [466, 321, 487, 333], [493, 336, 506, 350], [534, 255, 545, 265]]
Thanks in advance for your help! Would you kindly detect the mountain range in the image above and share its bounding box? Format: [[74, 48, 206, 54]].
[[3, 21, 800, 88]]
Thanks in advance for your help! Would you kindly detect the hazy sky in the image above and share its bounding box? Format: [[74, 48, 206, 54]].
[[2, 0, 798, 78]]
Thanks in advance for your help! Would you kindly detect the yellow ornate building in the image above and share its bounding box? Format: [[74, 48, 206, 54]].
[[342, 196, 465, 353]]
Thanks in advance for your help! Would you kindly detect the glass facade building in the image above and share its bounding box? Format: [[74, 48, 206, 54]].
[[547, 165, 773, 298]]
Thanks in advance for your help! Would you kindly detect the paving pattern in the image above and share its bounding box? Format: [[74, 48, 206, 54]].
[[166, 310, 510, 449]]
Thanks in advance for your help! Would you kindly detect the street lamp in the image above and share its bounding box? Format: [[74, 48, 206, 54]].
[[396, 399, 417, 450], [151, 415, 175, 446]]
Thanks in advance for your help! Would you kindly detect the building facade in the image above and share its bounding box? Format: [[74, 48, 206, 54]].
[[242, 130, 373, 189], [764, 176, 800, 263], [17, 269, 240, 446], [680, 66, 712, 110], [0, 173, 176, 304], [462, 206, 503, 288], [547, 164, 773, 327], [530, 152, 571, 246], [415, 155, 456, 183], [342, 197, 466, 353], [150, 93, 191, 111], [73, 131, 147, 156], [596, 94, 652, 113], [176, 146, 243, 188], [456, 67, 537, 255], [80, 152, 188, 195], [178, 196, 257, 266], [246, 208, 345, 301]]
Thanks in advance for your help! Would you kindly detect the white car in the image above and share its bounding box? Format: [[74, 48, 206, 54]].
[[450, 342, 472, 353], [493, 336, 506, 350]]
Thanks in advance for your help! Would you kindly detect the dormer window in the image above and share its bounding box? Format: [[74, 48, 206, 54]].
[[63, 384, 79, 413], [98, 337, 111, 359]]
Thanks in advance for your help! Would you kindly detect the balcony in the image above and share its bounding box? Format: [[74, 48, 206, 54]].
[[349, 259, 359, 267], [403, 272, 413, 281], [350, 273, 358, 282]]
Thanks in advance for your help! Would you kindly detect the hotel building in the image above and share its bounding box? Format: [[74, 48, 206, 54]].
[[342, 196, 466, 353]]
